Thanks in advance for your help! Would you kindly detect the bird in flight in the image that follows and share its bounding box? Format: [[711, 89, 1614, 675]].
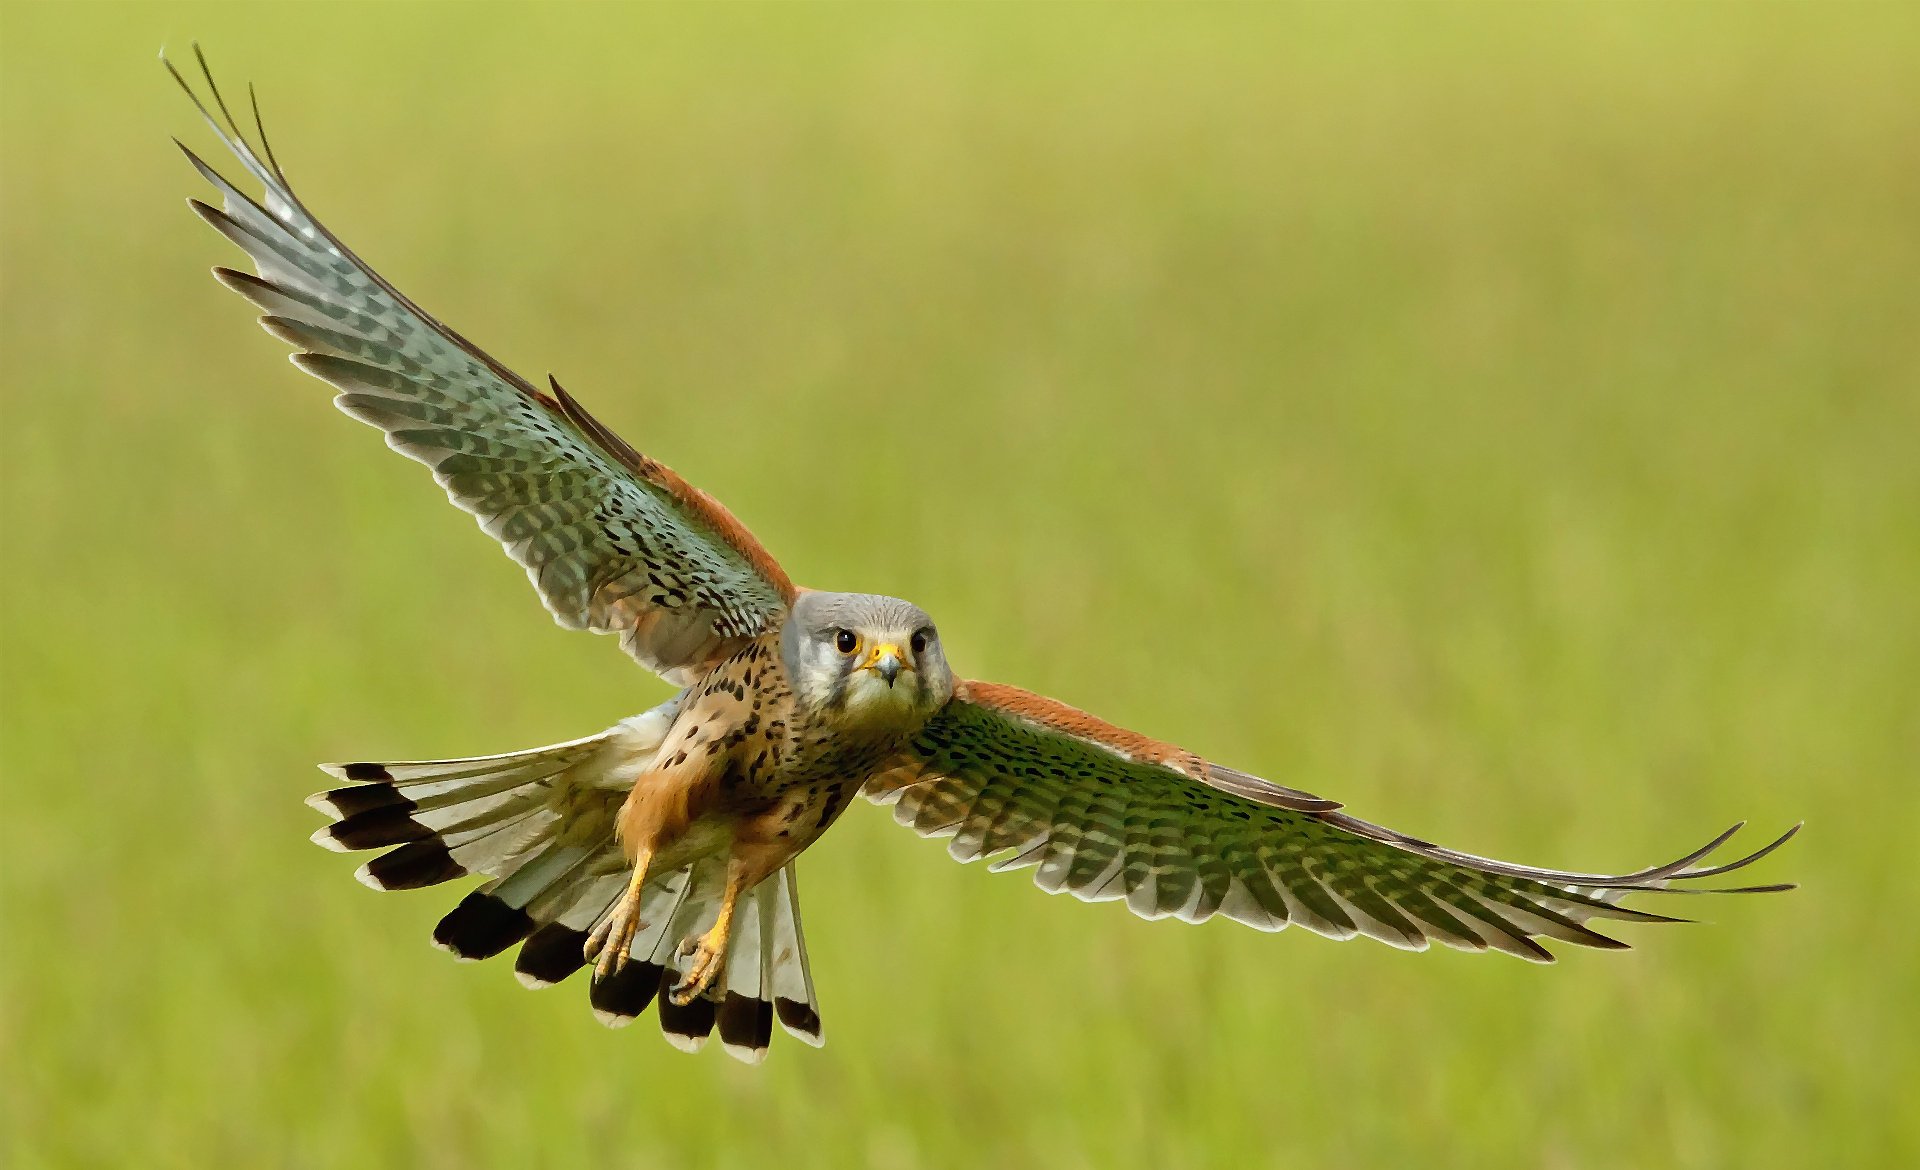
[[170, 49, 1796, 1064]]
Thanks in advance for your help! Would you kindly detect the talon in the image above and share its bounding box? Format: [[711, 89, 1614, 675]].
[[592, 908, 638, 982], [590, 860, 651, 982], [670, 938, 724, 1005], [583, 916, 613, 963]]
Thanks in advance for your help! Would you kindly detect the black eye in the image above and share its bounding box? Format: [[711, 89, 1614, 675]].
[[910, 629, 930, 655], [834, 629, 858, 654]]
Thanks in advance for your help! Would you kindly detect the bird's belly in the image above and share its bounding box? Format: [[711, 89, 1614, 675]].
[[732, 759, 875, 851], [649, 816, 736, 873]]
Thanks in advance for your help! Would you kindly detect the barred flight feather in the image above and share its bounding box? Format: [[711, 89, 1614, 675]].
[[864, 686, 1797, 963], [170, 47, 792, 689]]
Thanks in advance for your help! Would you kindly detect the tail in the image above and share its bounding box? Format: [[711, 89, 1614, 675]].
[[306, 711, 823, 1062], [583, 861, 823, 1061]]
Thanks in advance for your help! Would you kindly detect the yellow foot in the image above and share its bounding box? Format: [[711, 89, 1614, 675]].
[[669, 934, 726, 1006], [585, 879, 648, 981]]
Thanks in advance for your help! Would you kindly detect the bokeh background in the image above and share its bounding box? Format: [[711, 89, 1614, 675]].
[[3, 4, 1915, 1168]]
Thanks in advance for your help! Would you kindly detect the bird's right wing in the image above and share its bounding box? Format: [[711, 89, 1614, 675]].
[[170, 50, 794, 685], [864, 680, 1797, 960]]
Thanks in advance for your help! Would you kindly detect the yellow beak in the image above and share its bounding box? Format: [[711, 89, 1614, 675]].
[[861, 642, 908, 686]]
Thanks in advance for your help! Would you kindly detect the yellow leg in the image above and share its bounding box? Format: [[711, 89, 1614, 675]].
[[669, 866, 748, 1006], [585, 849, 652, 981]]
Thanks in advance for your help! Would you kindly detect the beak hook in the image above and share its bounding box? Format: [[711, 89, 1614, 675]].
[[864, 643, 906, 687]]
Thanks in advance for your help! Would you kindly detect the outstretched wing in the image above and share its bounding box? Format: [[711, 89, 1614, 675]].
[[864, 681, 1797, 960], [169, 50, 794, 685]]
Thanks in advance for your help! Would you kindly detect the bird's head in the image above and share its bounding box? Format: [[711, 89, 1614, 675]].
[[782, 591, 953, 730]]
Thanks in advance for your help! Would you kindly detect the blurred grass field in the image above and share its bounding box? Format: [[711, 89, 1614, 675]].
[[3, 3, 1916, 1167]]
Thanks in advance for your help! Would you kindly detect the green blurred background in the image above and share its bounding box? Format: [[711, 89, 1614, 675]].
[[3, 3, 1914, 1167]]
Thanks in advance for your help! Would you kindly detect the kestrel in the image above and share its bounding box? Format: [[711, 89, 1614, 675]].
[[171, 52, 1796, 1063]]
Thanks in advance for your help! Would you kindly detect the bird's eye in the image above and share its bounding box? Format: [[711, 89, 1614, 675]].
[[910, 629, 930, 655], [834, 629, 859, 654]]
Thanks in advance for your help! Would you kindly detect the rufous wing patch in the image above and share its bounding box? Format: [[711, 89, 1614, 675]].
[[953, 680, 1207, 778]]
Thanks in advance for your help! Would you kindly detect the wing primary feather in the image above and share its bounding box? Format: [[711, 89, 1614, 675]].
[[1666, 823, 1802, 882], [1206, 764, 1343, 813], [247, 80, 287, 181], [193, 44, 248, 151]]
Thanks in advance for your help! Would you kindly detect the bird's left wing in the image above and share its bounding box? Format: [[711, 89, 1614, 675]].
[[863, 681, 1796, 959], [169, 50, 794, 685]]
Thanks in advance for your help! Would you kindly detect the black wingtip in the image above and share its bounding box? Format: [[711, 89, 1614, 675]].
[[248, 80, 284, 178], [192, 42, 240, 140], [1708, 881, 1798, 896], [1582, 930, 1633, 950], [161, 48, 191, 92], [1683, 822, 1802, 882]]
